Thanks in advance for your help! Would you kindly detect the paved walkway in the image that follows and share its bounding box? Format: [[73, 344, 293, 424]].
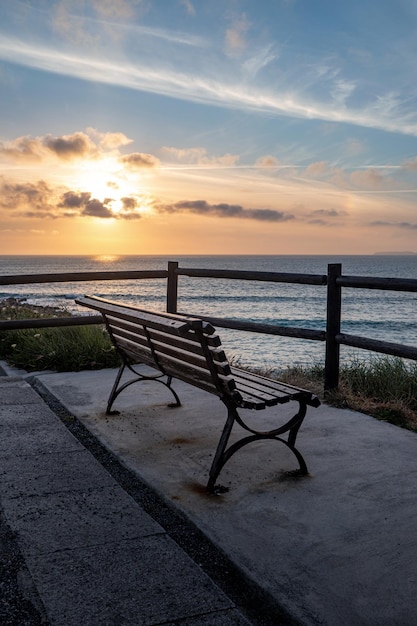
[[0, 375, 255, 625], [2, 364, 417, 625]]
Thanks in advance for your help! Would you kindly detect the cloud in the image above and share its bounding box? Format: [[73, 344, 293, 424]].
[[51, 0, 146, 46], [2, 35, 417, 136], [255, 155, 280, 168], [0, 136, 45, 162], [51, 2, 202, 48], [345, 138, 366, 156], [307, 208, 347, 226], [309, 209, 347, 217], [44, 132, 97, 160], [331, 79, 356, 106], [121, 196, 139, 209], [349, 168, 390, 189], [58, 189, 143, 219], [242, 45, 276, 79], [225, 14, 251, 56], [0, 171, 297, 224], [0, 177, 144, 220], [81, 197, 115, 218], [304, 161, 329, 176], [370, 220, 417, 230], [161, 146, 239, 166], [119, 152, 160, 168], [402, 156, 417, 171], [19, 210, 59, 219], [0, 131, 98, 163], [180, 0, 196, 16], [302, 162, 398, 191], [51, 2, 97, 47], [0, 179, 57, 211], [0, 178, 304, 224], [0, 131, 157, 179], [59, 191, 91, 208], [91, 0, 142, 20], [86, 127, 133, 150], [159, 199, 294, 222]]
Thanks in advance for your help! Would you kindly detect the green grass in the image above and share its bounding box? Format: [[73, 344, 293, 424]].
[[278, 356, 417, 431], [0, 298, 120, 372]]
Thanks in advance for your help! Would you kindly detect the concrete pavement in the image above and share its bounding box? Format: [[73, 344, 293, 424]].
[[2, 362, 417, 624], [0, 373, 255, 625]]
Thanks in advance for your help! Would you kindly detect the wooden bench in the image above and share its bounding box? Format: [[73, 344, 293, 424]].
[[76, 295, 321, 493]]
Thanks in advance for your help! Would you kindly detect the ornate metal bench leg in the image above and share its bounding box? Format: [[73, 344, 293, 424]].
[[166, 375, 181, 408], [288, 401, 307, 448], [207, 400, 310, 491], [207, 404, 236, 493], [106, 362, 182, 414], [287, 444, 308, 475], [106, 362, 126, 414]]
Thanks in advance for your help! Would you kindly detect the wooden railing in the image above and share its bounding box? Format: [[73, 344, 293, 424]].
[[1, 261, 416, 391]]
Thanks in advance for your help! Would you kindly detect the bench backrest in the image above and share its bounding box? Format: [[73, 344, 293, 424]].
[[76, 296, 238, 399]]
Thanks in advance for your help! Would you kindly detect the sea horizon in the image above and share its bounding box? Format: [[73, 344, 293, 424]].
[[0, 252, 416, 258]]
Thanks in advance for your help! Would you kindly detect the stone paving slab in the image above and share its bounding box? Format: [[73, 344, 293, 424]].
[[26, 535, 237, 626], [4, 485, 164, 555], [0, 377, 44, 405], [0, 409, 84, 455], [0, 377, 251, 625], [0, 449, 117, 498], [0, 402, 67, 425]]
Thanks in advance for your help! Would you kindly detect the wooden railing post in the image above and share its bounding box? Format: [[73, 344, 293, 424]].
[[166, 261, 178, 313], [324, 263, 342, 392]]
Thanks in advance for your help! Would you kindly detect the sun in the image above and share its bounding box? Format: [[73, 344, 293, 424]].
[[72, 156, 141, 214]]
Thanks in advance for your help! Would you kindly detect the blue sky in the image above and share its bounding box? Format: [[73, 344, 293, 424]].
[[0, 0, 416, 255]]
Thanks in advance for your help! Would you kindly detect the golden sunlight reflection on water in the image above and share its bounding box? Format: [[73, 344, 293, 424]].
[[92, 255, 120, 263]]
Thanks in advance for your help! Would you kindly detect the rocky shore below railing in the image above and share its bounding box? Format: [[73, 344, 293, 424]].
[[0, 297, 72, 319]]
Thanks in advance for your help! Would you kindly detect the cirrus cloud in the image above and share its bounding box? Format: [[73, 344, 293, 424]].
[[161, 146, 239, 166]]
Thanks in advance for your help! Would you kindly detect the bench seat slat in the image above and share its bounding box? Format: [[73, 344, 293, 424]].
[[233, 374, 297, 402], [231, 367, 319, 406], [233, 381, 287, 407], [233, 391, 266, 410]]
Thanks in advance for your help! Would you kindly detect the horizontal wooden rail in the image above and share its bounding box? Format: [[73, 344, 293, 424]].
[[177, 312, 325, 341], [0, 270, 167, 286], [0, 315, 103, 331], [337, 333, 417, 360], [338, 275, 417, 292], [177, 267, 327, 286]]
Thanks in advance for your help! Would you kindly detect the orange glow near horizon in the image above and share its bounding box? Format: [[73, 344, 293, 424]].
[[1, 129, 416, 256]]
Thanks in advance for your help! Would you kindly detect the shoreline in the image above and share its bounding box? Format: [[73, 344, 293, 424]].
[[0, 297, 72, 319]]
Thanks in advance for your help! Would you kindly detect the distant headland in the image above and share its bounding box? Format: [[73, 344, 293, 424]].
[[374, 251, 417, 256]]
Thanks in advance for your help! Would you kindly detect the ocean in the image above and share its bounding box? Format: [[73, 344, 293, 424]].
[[0, 255, 416, 371]]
